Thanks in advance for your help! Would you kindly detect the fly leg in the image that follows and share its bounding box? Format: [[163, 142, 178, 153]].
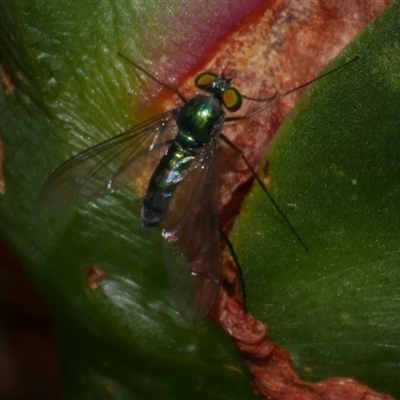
[[219, 133, 308, 251], [220, 226, 247, 305]]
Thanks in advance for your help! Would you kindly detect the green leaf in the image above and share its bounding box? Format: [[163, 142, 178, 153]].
[[1, 0, 396, 398], [0, 1, 262, 399], [232, 1, 400, 397]]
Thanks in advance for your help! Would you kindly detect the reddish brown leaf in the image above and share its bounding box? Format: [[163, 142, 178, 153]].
[[85, 265, 106, 291], [208, 1, 391, 399], [1, 60, 15, 95]]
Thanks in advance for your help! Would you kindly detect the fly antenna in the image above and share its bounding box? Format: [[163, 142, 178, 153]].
[[227, 56, 360, 121], [117, 52, 187, 103]]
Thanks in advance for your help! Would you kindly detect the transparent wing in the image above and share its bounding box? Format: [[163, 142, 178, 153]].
[[39, 111, 178, 209], [161, 140, 221, 322]]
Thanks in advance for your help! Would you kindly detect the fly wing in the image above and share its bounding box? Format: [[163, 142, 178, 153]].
[[161, 141, 220, 322], [39, 111, 178, 209]]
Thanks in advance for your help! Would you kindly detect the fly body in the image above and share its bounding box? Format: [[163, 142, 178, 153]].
[[142, 94, 224, 231], [39, 54, 358, 322]]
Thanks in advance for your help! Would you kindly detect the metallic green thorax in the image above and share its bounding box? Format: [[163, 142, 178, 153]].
[[141, 95, 224, 230], [175, 96, 223, 149]]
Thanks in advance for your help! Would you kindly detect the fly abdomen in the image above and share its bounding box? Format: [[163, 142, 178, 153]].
[[141, 142, 195, 230]]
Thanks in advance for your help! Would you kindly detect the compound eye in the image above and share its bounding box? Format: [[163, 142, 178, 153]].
[[195, 72, 218, 90], [223, 87, 242, 111]]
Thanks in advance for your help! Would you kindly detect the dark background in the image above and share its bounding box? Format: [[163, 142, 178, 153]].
[[0, 237, 61, 400]]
